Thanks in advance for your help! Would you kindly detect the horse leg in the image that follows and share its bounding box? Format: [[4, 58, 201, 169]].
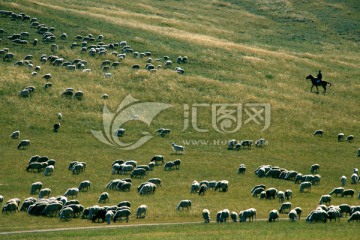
[[311, 85, 314, 92], [315, 85, 319, 94]]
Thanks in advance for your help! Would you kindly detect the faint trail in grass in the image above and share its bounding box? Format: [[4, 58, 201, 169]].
[[0, 218, 290, 235]]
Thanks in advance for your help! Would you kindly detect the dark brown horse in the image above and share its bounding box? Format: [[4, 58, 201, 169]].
[[306, 74, 332, 94]]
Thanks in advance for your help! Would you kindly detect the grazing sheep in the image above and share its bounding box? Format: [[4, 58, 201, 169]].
[[202, 209, 210, 223], [351, 173, 358, 184], [251, 184, 266, 194], [17, 139, 30, 149], [329, 187, 344, 197], [216, 209, 230, 223], [190, 180, 200, 193], [59, 207, 74, 221], [105, 210, 115, 224], [164, 161, 175, 171], [338, 204, 351, 217], [327, 207, 341, 222], [120, 164, 134, 175], [340, 175, 347, 186], [265, 187, 278, 199], [299, 181, 312, 193], [214, 180, 229, 192], [310, 164, 320, 174], [176, 200, 191, 211], [113, 209, 131, 223], [30, 182, 42, 195], [306, 210, 329, 223], [115, 128, 125, 137], [130, 168, 146, 179], [319, 194, 331, 205], [53, 123, 60, 132], [277, 191, 285, 203], [136, 205, 147, 219], [227, 139, 237, 150], [41, 202, 63, 217], [285, 189, 292, 200], [252, 187, 265, 197], [44, 165, 54, 176], [199, 184, 207, 196], [139, 183, 156, 195], [268, 210, 279, 222], [346, 135, 354, 142], [98, 192, 109, 203], [2, 201, 19, 213], [293, 207, 302, 219], [38, 188, 51, 198], [348, 211, 360, 222], [91, 208, 107, 223], [150, 155, 164, 165], [155, 128, 171, 137], [342, 189, 355, 197], [10, 130, 20, 139], [288, 209, 298, 221], [174, 159, 181, 170], [230, 211, 238, 222], [73, 91, 84, 100], [239, 208, 256, 222], [313, 129, 324, 136], [255, 138, 267, 147], [279, 202, 292, 214], [239, 140, 253, 149], [171, 142, 184, 154], [312, 174, 321, 185], [237, 164, 246, 174], [338, 133, 345, 142], [72, 162, 85, 174], [78, 180, 91, 192], [64, 188, 79, 199]]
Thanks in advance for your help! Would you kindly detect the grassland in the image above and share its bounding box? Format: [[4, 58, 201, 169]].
[[0, 0, 359, 239]]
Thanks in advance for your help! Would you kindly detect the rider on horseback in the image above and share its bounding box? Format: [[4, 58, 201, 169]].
[[316, 70, 322, 84]]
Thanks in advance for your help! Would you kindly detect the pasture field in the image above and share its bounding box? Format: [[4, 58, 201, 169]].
[[0, 0, 360, 238]]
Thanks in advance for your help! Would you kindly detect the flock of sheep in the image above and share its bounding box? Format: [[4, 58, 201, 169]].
[[2, 8, 360, 229]]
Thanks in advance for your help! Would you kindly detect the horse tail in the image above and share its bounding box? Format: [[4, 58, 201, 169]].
[[327, 82, 332, 87]]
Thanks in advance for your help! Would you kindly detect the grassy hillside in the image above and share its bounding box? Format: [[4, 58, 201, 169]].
[[0, 0, 359, 237]]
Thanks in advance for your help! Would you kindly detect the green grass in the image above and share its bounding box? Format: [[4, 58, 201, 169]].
[[0, 0, 360, 239]]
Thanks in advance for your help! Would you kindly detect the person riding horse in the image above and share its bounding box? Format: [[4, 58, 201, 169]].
[[316, 70, 322, 84]]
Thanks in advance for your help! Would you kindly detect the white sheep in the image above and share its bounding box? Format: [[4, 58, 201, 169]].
[[190, 180, 200, 193], [44, 165, 54, 176], [268, 209, 279, 222], [64, 187, 79, 199], [299, 181, 311, 193], [115, 128, 125, 137], [17, 139, 30, 149], [171, 142, 184, 154], [340, 175, 347, 186], [59, 207, 74, 221], [313, 129, 324, 136], [78, 180, 91, 192], [38, 188, 51, 198], [255, 138, 267, 147], [351, 173, 358, 184], [113, 209, 131, 223], [176, 200, 191, 211], [202, 209, 210, 223], [98, 192, 109, 203], [136, 204, 147, 219], [288, 209, 297, 221], [105, 210, 115, 224], [310, 164, 320, 174], [239, 208, 256, 222], [338, 133, 345, 142], [329, 187, 344, 197], [319, 194, 331, 205], [346, 135, 354, 142], [30, 181, 42, 195], [10, 130, 20, 139]]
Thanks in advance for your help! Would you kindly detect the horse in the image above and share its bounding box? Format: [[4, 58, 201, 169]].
[[305, 74, 332, 94]]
